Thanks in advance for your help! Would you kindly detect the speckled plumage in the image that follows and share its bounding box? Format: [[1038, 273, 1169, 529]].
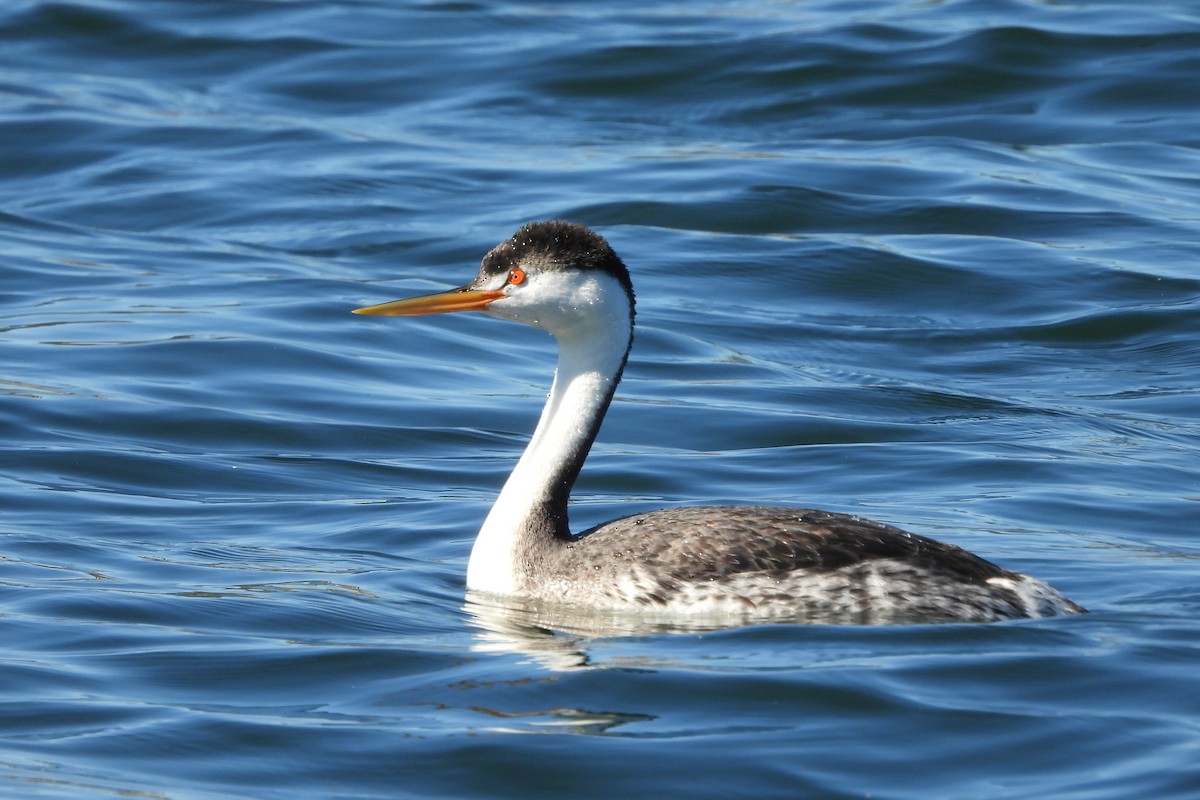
[[521, 506, 1083, 624], [357, 221, 1085, 625]]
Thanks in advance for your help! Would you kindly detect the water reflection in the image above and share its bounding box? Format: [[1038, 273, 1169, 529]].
[[462, 592, 763, 670]]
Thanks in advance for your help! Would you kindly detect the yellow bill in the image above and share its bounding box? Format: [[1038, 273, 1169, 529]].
[[353, 286, 505, 316]]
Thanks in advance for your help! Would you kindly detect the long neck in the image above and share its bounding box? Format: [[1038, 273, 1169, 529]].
[[466, 305, 632, 595]]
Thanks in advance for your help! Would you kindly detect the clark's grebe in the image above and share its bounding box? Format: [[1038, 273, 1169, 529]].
[[355, 221, 1084, 624]]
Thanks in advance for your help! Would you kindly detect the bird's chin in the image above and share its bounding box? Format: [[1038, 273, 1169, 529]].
[[482, 303, 532, 325]]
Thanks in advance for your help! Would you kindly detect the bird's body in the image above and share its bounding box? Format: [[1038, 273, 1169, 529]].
[[477, 505, 1079, 624], [355, 221, 1084, 624]]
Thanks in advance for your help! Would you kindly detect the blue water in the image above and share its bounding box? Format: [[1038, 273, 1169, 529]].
[[3, 1, 1199, 797]]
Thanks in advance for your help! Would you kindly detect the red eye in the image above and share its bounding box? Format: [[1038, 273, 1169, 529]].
[[508, 268, 526, 285]]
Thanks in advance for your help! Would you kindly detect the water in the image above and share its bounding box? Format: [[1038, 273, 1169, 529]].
[[2, 0, 1199, 797]]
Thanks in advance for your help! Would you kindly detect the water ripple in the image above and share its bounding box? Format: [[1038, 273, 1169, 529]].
[[2, 1, 1199, 798]]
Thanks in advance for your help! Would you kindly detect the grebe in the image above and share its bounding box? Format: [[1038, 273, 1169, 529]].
[[355, 221, 1084, 624]]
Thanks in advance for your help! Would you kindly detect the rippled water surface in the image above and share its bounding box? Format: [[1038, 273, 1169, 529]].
[[3, 1, 1199, 798]]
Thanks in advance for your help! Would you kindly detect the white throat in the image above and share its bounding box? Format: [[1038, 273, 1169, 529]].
[[466, 271, 633, 595]]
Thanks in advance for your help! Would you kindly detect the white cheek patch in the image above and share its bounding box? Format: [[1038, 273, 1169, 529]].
[[486, 270, 618, 333]]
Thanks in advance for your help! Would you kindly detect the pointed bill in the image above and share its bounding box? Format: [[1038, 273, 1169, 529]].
[[353, 286, 505, 316]]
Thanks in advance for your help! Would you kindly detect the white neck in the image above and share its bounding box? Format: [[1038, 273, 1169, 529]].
[[466, 272, 632, 595]]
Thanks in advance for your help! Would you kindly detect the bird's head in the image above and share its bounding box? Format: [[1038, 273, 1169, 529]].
[[354, 221, 634, 339]]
